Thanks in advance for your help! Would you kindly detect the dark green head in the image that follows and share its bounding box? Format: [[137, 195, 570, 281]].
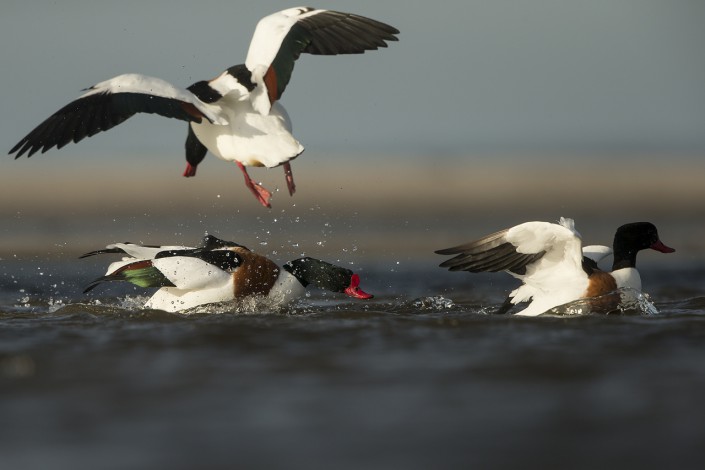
[[612, 222, 675, 269], [282, 257, 373, 299]]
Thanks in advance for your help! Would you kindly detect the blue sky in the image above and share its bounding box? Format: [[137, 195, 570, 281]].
[[3, 0, 705, 160]]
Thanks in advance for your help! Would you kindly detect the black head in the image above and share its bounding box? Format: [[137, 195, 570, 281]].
[[612, 222, 675, 269], [283, 257, 373, 299]]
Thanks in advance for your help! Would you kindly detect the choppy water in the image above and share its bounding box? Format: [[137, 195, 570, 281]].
[[2, 257, 705, 469]]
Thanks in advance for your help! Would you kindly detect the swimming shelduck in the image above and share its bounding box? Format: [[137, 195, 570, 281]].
[[435, 218, 675, 316], [9, 7, 399, 208], [82, 234, 373, 312]]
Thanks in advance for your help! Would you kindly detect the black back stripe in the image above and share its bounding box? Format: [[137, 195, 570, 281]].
[[225, 65, 256, 92], [186, 81, 224, 104], [187, 65, 255, 104]]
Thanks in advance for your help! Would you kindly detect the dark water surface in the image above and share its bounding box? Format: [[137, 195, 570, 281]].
[[2, 258, 705, 469]]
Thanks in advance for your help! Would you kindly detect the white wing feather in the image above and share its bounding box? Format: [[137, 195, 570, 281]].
[[82, 74, 227, 125], [582, 245, 613, 264], [151, 257, 232, 291], [245, 7, 323, 70], [506, 219, 588, 316]]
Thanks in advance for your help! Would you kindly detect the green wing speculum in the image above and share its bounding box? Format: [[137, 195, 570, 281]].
[[84, 260, 176, 293]]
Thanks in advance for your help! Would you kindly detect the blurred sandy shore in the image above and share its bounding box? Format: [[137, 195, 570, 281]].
[[2, 154, 704, 262]]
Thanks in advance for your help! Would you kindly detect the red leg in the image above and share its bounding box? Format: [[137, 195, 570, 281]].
[[236, 162, 272, 208], [183, 163, 197, 177], [283, 162, 296, 196]]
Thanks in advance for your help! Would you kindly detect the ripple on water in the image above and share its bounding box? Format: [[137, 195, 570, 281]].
[[1, 285, 703, 321]]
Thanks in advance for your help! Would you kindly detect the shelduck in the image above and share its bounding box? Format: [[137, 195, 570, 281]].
[[82, 234, 373, 312], [436, 218, 675, 316], [9, 7, 399, 208]]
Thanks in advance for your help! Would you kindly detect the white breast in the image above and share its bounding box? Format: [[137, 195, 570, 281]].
[[144, 282, 235, 312], [190, 101, 303, 167], [267, 270, 306, 305], [611, 268, 642, 291]]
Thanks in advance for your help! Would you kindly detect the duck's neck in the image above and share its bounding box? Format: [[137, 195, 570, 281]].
[[282, 259, 313, 287], [612, 241, 638, 270], [268, 269, 307, 303]]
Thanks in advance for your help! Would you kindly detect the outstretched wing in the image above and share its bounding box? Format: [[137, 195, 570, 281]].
[[10, 74, 225, 158], [437, 220, 583, 277], [437, 219, 587, 312], [436, 228, 546, 275], [81, 235, 247, 261], [245, 8, 399, 112], [82, 235, 251, 294]]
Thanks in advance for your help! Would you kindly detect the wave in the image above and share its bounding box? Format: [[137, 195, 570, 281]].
[[3, 288, 705, 320]]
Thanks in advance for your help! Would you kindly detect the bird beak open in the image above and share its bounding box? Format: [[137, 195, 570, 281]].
[[345, 274, 374, 299], [651, 240, 675, 253]]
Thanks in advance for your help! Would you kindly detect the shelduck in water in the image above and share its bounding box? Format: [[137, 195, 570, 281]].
[[81, 235, 373, 312], [9, 7, 399, 208], [435, 218, 675, 316]]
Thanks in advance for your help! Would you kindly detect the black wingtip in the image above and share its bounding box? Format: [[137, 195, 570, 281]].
[[495, 297, 516, 315], [438, 261, 452, 270], [79, 250, 108, 259], [9, 142, 29, 158], [83, 278, 105, 293], [79, 247, 128, 259], [443, 263, 470, 272]]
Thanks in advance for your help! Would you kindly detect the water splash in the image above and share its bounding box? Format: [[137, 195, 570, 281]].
[[545, 288, 660, 316], [118, 295, 151, 310], [174, 295, 288, 315], [412, 296, 456, 311]]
